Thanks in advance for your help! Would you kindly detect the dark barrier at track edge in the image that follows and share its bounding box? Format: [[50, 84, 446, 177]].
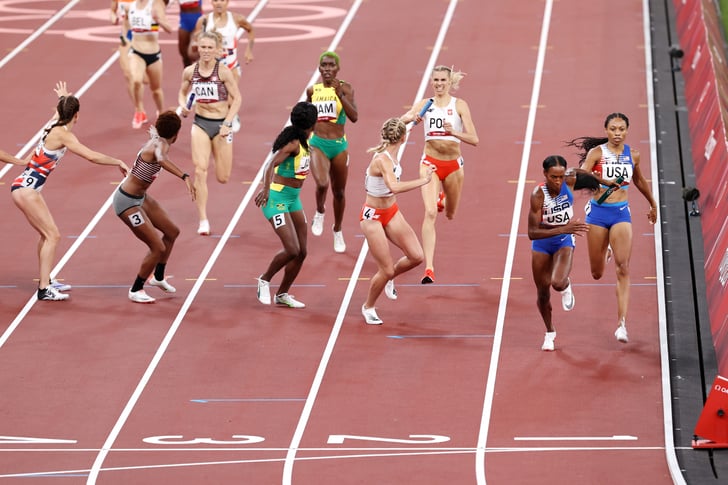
[[673, 0, 728, 375]]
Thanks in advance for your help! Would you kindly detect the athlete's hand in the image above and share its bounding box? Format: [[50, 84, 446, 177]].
[[54, 81, 70, 98], [647, 206, 657, 224], [117, 161, 130, 177], [565, 218, 589, 236], [422, 164, 435, 184], [255, 189, 268, 208]]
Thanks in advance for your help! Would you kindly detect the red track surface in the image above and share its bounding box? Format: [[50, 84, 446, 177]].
[[0, 0, 677, 483]]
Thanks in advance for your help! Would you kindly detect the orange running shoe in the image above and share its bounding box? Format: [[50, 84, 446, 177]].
[[421, 269, 435, 284], [132, 111, 145, 129]]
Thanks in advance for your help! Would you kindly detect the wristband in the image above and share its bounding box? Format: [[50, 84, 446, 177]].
[[181, 173, 189, 180], [223, 121, 233, 128]]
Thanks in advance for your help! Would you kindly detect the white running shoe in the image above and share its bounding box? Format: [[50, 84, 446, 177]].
[[384, 280, 397, 300], [257, 276, 271, 305], [148, 277, 176, 293], [333, 229, 346, 253], [560, 281, 575, 311], [232, 114, 241, 133], [128, 289, 155, 303], [38, 286, 69, 301], [311, 211, 324, 236], [50, 279, 72, 292], [615, 325, 629, 343], [541, 331, 556, 351], [197, 220, 210, 236], [275, 293, 305, 308], [362, 304, 383, 325]]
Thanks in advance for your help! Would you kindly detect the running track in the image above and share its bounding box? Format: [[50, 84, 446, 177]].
[[0, 0, 681, 483]]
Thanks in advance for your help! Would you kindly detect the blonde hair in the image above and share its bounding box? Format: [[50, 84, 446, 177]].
[[432, 65, 465, 91], [197, 30, 223, 47], [367, 118, 406, 153]]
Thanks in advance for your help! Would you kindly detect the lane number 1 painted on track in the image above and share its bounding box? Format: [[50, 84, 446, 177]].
[[327, 434, 450, 445]]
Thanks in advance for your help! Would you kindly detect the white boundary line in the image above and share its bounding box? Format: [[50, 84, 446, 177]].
[[475, 0, 553, 483], [642, 0, 685, 480], [281, 0, 458, 483]]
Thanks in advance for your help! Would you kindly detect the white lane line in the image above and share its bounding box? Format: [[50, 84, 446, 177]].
[[0, 0, 81, 70], [475, 1, 553, 484], [513, 435, 638, 441], [281, 0, 459, 483]]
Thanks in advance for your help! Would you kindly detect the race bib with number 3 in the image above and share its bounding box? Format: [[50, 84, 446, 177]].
[[127, 211, 146, 227]]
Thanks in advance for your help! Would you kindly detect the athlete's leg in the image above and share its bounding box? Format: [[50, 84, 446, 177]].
[[329, 150, 349, 232], [609, 222, 633, 324], [310, 147, 330, 214], [210, 132, 234, 183], [12, 190, 59, 289], [361, 220, 394, 308], [586, 223, 611, 280], [190, 125, 213, 222], [420, 162, 440, 273], [146, 60, 165, 115], [531, 251, 555, 332], [441, 167, 464, 220], [143, 194, 180, 265], [550, 246, 574, 292]]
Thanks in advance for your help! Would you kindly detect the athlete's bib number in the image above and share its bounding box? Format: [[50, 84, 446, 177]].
[[16, 169, 45, 190], [272, 213, 286, 229], [127, 210, 146, 227], [361, 205, 379, 221]]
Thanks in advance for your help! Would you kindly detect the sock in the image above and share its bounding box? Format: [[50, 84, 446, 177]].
[[154, 263, 166, 282], [131, 276, 146, 292]]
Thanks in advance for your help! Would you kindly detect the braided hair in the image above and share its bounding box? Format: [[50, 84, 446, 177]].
[[564, 112, 630, 166], [367, 118, 406, 153], [272, 102, 318, 152]]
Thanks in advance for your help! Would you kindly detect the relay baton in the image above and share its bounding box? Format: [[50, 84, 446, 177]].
[[596, 175, 624, 204], [412, 98, 434, 126], [175, 92, 196, 116]]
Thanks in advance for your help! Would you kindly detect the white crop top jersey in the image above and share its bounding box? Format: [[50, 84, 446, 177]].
[[128, 0, 157, 35], [423, 96, 463, 143], [365, 151, 402, 197], [204, 12, 238, 54]]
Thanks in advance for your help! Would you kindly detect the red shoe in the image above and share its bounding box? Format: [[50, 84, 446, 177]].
[[437, 191, 446, 212], [132, 111, 145, 129], [421, 269, 435, 284]]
